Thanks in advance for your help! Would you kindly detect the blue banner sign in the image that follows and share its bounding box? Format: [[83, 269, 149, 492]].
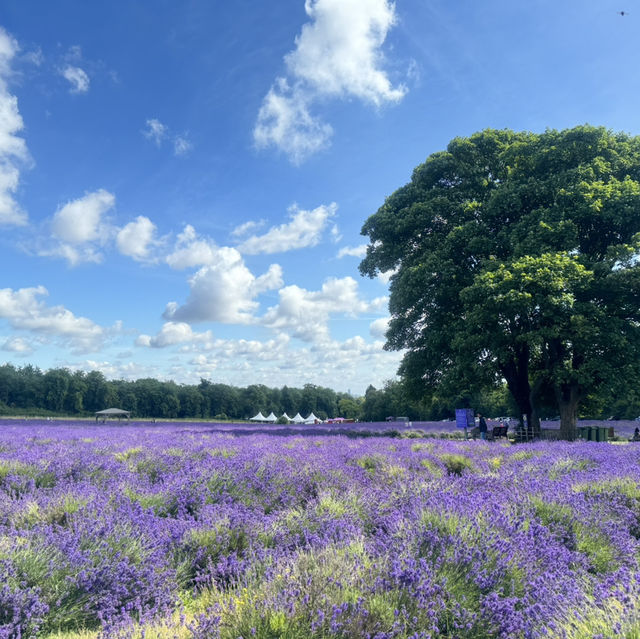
[[455, 408, 474, 429]]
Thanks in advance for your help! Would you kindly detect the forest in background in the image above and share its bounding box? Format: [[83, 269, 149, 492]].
[[1, 362, 639, 422]]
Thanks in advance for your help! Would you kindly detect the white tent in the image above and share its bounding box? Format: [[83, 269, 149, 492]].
[[250, 412, 266, 421], [281, 413, 291, 422], [291, 413, 305, 423], [304, 412, 319, 424], [265, 412, 277, 423]]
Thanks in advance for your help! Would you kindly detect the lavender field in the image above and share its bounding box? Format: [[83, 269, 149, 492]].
[[2, 422, 640, 638]]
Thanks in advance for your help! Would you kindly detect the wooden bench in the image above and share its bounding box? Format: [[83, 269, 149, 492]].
[[469, 424, 509, 440], [488, 425, 509, 440]]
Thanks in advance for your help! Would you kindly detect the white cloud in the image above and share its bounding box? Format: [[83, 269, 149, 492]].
[[38, 243, 105, 266], [286, 0, 406, 105], [65, 45, 83, 62], [37, 192, 164, 266], [0, 27, 18, 75], [117, 215, 158, 261], [0, 27, 30, 227], [52, 189, 115, 243], [22, 47, 43, 67], [262, 275, 386, 343], [164, 243, 283, 324], [143, 118, 168, 146], [73, 359, 160, 382], [165, 224, 221, 269], [181, 331, 401, 393], [0, 286, 107, 352], [237, 202, 336, 254], [173, 135, 192, 156], [254, 80, 333, 164], [136, 321, 213, 348], [369, 316, 389, 338], [377, 268, 397, 285], [143, 119, 192, 156], [40, 189, 116, 265], [231, 220, 265, 238], [337, 244, 368, 258], [2, 336, 33, 354], [61, 65, 90, 93], [254, 0, 405, 163]]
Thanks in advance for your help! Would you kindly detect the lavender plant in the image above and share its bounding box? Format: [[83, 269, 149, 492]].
[[0, 421, 640, 638]]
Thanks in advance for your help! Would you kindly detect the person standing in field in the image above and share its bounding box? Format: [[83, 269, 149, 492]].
[[477, 413, 488, 440]]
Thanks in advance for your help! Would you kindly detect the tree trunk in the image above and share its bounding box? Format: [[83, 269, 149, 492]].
[[555, 382, 580, 441], [528, 377, 543, 436], [501, 345, 539, 436]]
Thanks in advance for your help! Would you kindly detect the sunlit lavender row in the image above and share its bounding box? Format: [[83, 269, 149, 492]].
[[2, 421, 640, 638]]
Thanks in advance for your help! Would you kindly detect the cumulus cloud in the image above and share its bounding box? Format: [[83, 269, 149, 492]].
[[254, 80, 333, 165], [377, 268, 397, 285], [136, 321, 213, 348], [286, 0, 405, 104], [165, 224, 221, 270], [337, 244, 368, 258], [181, 331, 401, 392], [262, 275, 387, 343], [163, 229, 284, 323], [237, 202, 337, 254], [2, 336, 33, 354], [0, 286, 107, 352], [369, 316, 389, 338], [36, 190, 165, 266], [254, 0, 406, 163], [40, 189, 116, 265], [116, 215, 158, 261], [52, 189, 114, 243], [0, 27, 30, 227], [61, 65, 90, 93]]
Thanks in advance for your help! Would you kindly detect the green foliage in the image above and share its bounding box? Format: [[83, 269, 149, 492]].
[[0, 363, 366, 421], [14, 494, 88, 528], [437, 453, 475, 475], [530, 496, 619, 574], [355, 454, 386, 472], [360, 125, 640, 436], [124, 488, 178, 517]]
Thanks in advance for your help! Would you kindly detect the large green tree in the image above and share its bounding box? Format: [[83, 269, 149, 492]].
[[360, 125, 640, 439]]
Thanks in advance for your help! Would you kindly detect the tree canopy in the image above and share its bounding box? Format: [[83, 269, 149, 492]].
[[360, 125, 640, 438]]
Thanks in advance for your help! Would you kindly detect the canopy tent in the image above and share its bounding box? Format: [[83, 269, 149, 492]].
[[250, 412, 266, 422], [264, 412, 278, 423], [291, 413, 305, 423], [95, 408, 130, 422], [304, 412, 320, 424]]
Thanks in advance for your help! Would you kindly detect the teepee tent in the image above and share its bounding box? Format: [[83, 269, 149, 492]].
[[265, 412, 277, 423], [281, 412, 291, 422], [291, 413, 305, 423], [304, 412, 319, 424], [250, 412, 266, 422]]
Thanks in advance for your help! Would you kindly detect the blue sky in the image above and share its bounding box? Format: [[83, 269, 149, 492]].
[[0, 0, 638, 395]]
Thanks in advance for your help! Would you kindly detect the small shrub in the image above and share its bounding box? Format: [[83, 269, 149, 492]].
[[437, 453, 475, 476]]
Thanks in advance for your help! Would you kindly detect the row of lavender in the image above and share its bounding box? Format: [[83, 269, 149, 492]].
[[1, 422, 640, 638], [5, 417, 638, 436]]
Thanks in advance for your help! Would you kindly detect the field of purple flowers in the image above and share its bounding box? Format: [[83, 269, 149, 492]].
[[2, 422, 640, 639]]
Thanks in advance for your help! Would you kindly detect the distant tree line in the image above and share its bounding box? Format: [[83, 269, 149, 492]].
[[0, 363, 637, 422]]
